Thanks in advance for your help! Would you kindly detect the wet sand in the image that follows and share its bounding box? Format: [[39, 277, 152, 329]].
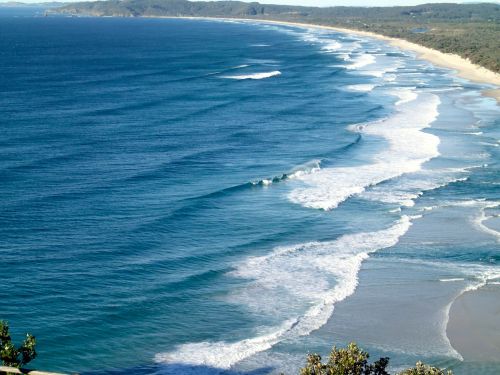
[[447, 284, 500, 362]]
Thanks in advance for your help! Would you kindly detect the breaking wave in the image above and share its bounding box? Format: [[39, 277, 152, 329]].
[[288, 90, 441, 210], [251, 159, 321, 186], [222, 71, 281, 80], [155, 216, 413, 369], [345, 84, 377, 92], [346, 53, 376, 69]]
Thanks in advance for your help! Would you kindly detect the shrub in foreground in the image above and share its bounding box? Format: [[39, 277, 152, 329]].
[[300, 342, 453, 375], [300, 342, 389, 375], [0, 320, 37, 368], [398, 361, 453, 375]]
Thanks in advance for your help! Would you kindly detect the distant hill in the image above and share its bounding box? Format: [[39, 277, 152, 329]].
[[50, 0, 500, 72]]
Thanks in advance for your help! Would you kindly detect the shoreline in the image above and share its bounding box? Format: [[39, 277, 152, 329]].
[[156, 16, 500, 103], [447, 283, 500, 363], [166, 15, 500, 364]]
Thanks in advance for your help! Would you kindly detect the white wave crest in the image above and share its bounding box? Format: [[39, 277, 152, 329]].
[[346, 53, 376, 69], [392, 87, 418, 106], [321, 41, 343, 52], [384, 74, 397, 82], [222, 71, 281, 80], [336, 53, 351, 61], [289, 91, 441, 210], [155, 216, 413, 369], [345, 84, 377, 92], [287, 159, 322, 179], [251, 159, 321, 186], [472, 202, 500, 242]]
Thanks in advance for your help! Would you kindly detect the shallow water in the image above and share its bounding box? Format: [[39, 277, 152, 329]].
[[0, 10, 499, 375]]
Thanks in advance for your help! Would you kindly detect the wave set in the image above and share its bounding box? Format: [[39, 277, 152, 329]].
[[153, 22, 499, 373], [155, 216, 413, 369]]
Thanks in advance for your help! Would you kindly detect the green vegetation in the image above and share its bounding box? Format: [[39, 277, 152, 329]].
[[300, 342, 390, 375], [51, 0, 500, 72], [0, 323, 455, 375], [299, 342, 453, 375], [398, 362, 452, 375], [0, 321, 37, 368]]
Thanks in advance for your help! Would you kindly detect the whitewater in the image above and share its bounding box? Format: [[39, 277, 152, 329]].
[[1, 13, 499, 375], [153, 21, 500, 374]]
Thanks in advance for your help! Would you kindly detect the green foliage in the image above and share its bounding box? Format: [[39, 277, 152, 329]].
[[398, 361, 453, 375], [299, 343, 453, 375], [300, 342, 390, 375], [0, 321, 37, 368]]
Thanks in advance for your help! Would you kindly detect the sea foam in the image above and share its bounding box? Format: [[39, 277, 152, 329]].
[[360, 168, 469, 208], [346, 53, 376, 69], [288, 90, 441, 210], [321, 40, 343, 52], [222, 71, 281, 80], [471, 201, 500, 242], [251, 159, 321, 186], [345, 84, 377, 92], [155, 216, 413, 369], [435, 200, 500, 242]]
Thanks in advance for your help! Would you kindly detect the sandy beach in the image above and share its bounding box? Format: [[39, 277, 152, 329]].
[[254, 17, 500, 367], [447, 284, 500, 362], [177, 16, 500, 364], [261, 20, 500, 103], [166, 17, 500, 103], [332, 25, 500, 104], [3, 10, 499, 372]]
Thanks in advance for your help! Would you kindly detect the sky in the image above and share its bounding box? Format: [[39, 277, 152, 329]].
[[3, 0, 499, 6]]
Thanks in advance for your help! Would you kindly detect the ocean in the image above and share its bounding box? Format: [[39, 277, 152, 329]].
[[0, 9, 499, 375]]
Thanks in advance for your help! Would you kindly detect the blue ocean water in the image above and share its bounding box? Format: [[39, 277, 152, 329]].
[[0, 10, 499, 375]]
